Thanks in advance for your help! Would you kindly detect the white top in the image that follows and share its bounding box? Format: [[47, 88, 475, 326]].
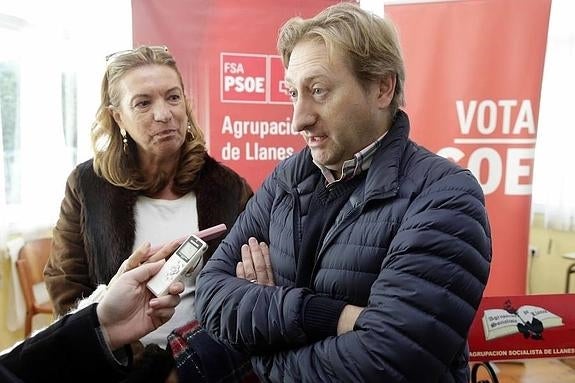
[[134, 192, 199, 347]]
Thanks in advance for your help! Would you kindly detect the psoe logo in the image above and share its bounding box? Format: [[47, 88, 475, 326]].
[[220, 53, 290, 104]]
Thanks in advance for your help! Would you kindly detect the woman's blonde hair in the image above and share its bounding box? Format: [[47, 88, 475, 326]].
[[277, 2, 405, 117], [91, 45, 206, 195]]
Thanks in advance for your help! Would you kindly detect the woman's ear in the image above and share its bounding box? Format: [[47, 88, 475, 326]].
[[109, 105, 123, 126], [376, 73, 396, 109]]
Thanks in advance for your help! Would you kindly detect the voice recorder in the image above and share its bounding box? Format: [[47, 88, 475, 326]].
[[146, 232, 208, 297]]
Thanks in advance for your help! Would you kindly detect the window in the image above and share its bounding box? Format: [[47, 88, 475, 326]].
[[0, 0, 132, 239], [0, 61, 20, 205], [531, 0, 575, 231]]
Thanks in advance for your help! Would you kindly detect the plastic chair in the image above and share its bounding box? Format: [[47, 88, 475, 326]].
[[15, 237, 55, 337]]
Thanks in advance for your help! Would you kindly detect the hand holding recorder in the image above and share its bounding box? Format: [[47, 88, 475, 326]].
[[146, 224, 227, 296], [147, 233, 208, 296]]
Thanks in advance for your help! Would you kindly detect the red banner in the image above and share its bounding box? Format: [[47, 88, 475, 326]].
[[132, 0, 551, 296], [386, 0, 551, 296], [468, 294, 575, 361], [132, 0, 338, 188]]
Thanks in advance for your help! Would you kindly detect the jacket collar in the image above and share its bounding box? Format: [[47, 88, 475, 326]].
[[362, 109, 410, 201], [277, 110, 411, 201]]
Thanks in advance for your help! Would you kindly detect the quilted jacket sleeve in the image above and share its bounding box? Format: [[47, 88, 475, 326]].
[[254, 170, 490, 382], [197, 168, 312, 351]]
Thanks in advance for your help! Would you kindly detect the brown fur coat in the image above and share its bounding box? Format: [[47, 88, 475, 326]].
[[44, 154, 252, 315]]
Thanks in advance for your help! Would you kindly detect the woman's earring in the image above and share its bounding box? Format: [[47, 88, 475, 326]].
[[120, 129, 128, 154], [187, 123, 195, 141]]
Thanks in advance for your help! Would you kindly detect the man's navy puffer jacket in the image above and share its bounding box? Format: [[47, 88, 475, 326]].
[[197, 110, 492, 383]]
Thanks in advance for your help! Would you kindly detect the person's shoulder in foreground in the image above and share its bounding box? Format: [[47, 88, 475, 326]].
[[0, 257, 183, 383]]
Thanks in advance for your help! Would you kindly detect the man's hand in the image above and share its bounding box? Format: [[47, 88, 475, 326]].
[[97, 260, 184, 350], [236, 237, 275, 286]]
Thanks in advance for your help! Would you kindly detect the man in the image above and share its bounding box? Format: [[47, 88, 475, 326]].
[[197, 3, 492, 382], [0, 254, 184, 383]]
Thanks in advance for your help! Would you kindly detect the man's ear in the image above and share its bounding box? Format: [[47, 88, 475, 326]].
[[376, 73, 396, 109]]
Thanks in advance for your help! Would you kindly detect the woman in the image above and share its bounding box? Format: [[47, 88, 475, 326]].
[[44, 46, 253, 349]]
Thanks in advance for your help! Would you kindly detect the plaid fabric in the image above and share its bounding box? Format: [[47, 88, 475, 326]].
[[168, 320, 258, 383]]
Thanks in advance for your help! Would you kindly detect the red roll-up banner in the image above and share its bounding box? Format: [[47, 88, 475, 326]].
[[385, 0, 551, 296], [132, 0, 551, 296]]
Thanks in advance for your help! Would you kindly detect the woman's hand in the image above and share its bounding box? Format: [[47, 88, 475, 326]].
[[97, 260, 184, 350], [108, 240, 183, 287]]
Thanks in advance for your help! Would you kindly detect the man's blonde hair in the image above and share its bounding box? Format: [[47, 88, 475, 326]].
[[278, 2, 405, 116]]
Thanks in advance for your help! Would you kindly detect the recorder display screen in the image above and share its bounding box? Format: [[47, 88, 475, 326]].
[[177, 240, 201, 262]]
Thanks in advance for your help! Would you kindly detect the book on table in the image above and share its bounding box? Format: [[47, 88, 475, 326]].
[[482, 305, 563, 341]]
